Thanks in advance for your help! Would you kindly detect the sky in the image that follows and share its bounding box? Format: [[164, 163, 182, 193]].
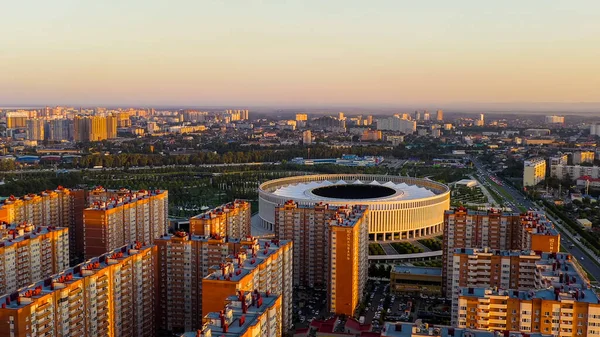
[[1, 0, 600, 110]]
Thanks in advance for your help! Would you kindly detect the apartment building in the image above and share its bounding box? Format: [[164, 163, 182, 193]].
[[189, 200, 251, 239], [524, 158, 547, 187], [155, 232, 245, 333], [450, 248, 542, 324], [573, 151, 595, 165], [0, 187, 86, 262], [83, 189, 168, 258], [551, 163, 600, 180], [0, 242, 158, 337], [73, 114, 117, 142], [0, 223, 69, 295], [381, 321, 553, 337], [455, 253, 600, 336], [180, 291, 282, 337], [274, 201, 368, 316], [443, 208, 560, 296], [202, 238, 293, 331]]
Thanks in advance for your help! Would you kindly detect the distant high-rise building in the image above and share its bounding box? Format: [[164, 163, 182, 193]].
[[523, 158, 547, 187], [423, 111, 431, 121], [0, 223, 69, 295], [48, 118, 73, 141], [376, 115, 416, 134], [0, 243, 158, 337], [73, 114, 118, 142], [274, 202, 368, 316], [6, 111, 29, 128], [573, 151, 595, 165], [296, 113, 308, 121], [83, 188, 168, 258], [26, 118, 45, 141], [590, 123, 600, 137], [366, 115, 373, 125], [414, 110, 421, 121], [436, 109, 443, 121], [338, 112, 345, 120], [302, 130, 312, 144], [545, 115, 565, 124], [189, 200, 251, 239]]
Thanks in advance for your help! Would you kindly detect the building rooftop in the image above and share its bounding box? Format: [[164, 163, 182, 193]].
[[381, 322, 552, 337], [458, 251, 598, 304], [392, 265, 442, 277], [190, 200, 249, 220], [444, 207, 520, 217], [0, 241, 153, 310], [203, 238, 291, 282], [86, 189, 166, 210], [180, 291, 280, 337], [0, 223, 67, 248]]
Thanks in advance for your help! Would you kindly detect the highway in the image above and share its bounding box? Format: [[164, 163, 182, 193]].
[[472, 158, 600, 282]]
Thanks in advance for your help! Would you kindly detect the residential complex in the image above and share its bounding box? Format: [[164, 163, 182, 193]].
[[455, 252, 600, 337], [0, 187, 86, 261], [180, 291, 282, 337], [0, 242, 158, 337], [189, 200, 251, 239], [83, 188, 168, 258], [551, 164, 600, 180], [155, 233, 292, 333], [0, 223, 69, 294], [523, 158, 547, 187], [202, 238, 293, 331], [573, 151, 595, 165], [274, 201, 368, 316], [73, 114, 118, 142], [545, 115, 565, 124], [443, 208, 560, 296]]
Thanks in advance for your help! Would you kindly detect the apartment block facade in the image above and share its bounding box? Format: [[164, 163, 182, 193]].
[[189, 200, 251, 239], [443, 208, 560, 296], [455, 253, 600, 337], [0, 223, 69, 295], [0, 187, 86, 262], [202, 238, 293, 332], [274, 201, 368, 316], [551, 164, 600, 180], [0, 242, 158, 337], [83, 189, 168, 258], [181, 291, 282, 337], [524, 158, 547, 187]]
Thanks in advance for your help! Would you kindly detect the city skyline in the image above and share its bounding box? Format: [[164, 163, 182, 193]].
[[1, 0, 599, 109]]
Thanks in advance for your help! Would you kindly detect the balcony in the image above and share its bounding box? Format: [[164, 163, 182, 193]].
[[489, 303, 508, 309]]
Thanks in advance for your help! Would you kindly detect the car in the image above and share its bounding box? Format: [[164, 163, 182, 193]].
[[581, 256, 585, 260]]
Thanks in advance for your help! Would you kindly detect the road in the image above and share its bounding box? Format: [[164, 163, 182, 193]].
[[471, 157, 600, 282]]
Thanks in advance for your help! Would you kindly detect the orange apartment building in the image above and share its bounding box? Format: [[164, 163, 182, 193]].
[[156, 233, 292, 334], [83, 188, 168, 258], [0, 187, 85, 262], [189, 200, 251, 239], [202, 238, 293, 332], [455, 252, 600, 336], [274, 201, 369, 316], [0, 223, 69, 294], [443, 208, 560, 296], [0, 242, 158, 337], [180, 291, 282, 337]]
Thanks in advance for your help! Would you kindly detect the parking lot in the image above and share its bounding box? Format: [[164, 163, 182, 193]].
[[292, 288, 330, 329]]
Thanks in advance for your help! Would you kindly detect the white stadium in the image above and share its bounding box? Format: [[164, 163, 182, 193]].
[[258, 174, 450, 241]]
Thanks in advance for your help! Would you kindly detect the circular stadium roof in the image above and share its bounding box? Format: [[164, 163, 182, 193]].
[[270, 178, 436, 202]]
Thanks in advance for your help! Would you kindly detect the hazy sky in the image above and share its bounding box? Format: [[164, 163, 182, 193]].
[[1, 0, 600, 108]]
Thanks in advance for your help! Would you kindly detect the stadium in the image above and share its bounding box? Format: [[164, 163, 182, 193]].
[[258, 174, 450, 241]]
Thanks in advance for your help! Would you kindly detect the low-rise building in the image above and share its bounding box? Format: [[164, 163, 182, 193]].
[[390, 266, 442, 296]]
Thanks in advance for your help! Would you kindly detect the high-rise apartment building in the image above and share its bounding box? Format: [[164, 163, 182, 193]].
[[376, 115, 417, 134], [274, 201, 368, 316], [573, 151, 595, 165], [180, 291, 282, 337], [455, 252, 600, 336], [47, 118, 74, 141], [83, 189, 168, 258], [0, 223, 69, 295], [6, 111, 30, 128], [202, 238, 293, 331], [0, 242, 158, 337], [545, 115, 565, 124], [524, 158, 547, 187], [73, 114, 118, 142], [189, 200, 251, 239], [0, 187, 86, 263], [26, 118, 46, 141], [295, 113, 308, 122], [302, 130, 312, 144], [443, 208, 560, 296], [436, 109, 444, 121]]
